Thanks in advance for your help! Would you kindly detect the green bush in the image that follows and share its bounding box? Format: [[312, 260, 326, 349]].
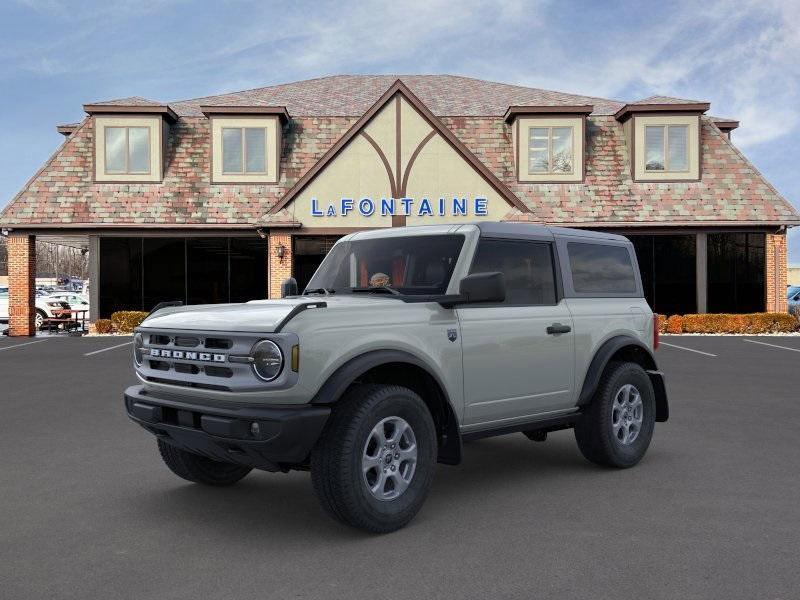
[[110, 311, 149, 333], [94, 318, 113, 334]]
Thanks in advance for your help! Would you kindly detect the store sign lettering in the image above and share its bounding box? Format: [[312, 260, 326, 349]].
[[310, 197, 488, 218]]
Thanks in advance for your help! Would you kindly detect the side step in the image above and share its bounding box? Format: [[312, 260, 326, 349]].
[[461, 412, 579, 442]]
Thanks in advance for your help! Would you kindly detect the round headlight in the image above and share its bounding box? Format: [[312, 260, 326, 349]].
[[251, 340, 284, 381], [133, 333, 144, 366]]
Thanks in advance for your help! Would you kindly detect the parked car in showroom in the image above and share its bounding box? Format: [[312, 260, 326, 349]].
[[125, 223, 668, 533]]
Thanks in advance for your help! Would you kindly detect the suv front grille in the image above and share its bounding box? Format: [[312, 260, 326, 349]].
[[137, 328, 297, 393]]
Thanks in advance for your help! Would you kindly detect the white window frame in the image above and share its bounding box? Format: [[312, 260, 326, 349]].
[[104, 126, 152, 175], [527, 126, 575, 176], [644, 124, 689, 173], [221, 127, 269, 175]]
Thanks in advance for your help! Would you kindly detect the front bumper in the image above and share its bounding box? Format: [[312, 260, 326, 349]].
[[124, 385, 330, 471]]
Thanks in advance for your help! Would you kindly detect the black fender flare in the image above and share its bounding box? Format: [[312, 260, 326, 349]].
[[578, 335, 669, 422], [311, 350, 463, 464]]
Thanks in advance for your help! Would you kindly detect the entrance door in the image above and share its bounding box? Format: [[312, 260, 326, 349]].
[[293, 236, 341, 292], [458, 238, 575, 427]]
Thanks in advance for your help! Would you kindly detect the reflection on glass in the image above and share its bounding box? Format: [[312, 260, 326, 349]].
[[128, 127, 150, 173], [645, 126, 665, 171], [222, 128, 243, 173], [667, 125, 688, 171], [551, 127, 572, 173], [104, 127, 127, 173], [528, 127, 548, 173], [245, 128, 266, 173]]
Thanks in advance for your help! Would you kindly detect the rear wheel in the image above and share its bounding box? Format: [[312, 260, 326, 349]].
[[311, 384, 437, 533], [157, 439, 252, 486], [35, 309, 46, 330], [574, 361, 655, 468]]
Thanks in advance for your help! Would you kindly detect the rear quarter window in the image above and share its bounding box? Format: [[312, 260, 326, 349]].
[[567, 242, 637, 295]]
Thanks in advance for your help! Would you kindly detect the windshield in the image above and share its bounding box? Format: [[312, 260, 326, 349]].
[[305, 234, 465, 296]]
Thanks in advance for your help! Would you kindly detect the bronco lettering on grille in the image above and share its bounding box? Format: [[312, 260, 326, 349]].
[[148, 348, 226, 362]]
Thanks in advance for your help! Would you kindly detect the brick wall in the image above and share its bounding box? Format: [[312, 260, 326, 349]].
[[268, 233, 293, 299], [765, 233, 788, 313], [8, 234, 36, 336]]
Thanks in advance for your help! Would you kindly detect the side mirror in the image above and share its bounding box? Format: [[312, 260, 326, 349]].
[[281, 277, 299, 298], [458, 272, 506, 304]]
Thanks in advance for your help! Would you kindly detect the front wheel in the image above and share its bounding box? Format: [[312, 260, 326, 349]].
[[574, 361, 656, 468], [311, 384, 437, 533]]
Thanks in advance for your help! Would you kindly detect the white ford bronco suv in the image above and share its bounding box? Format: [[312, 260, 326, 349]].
[[125, 223, 668, 533]]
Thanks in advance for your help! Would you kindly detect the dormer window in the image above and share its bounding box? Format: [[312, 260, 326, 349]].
[[105, 126, 151, 174], [528, 126, 574, 174], [222, 127, 268, 174], [84, 101, 175, 183], [201, 106, 289, 184], [505, 106, 591, 184], [644, 124, 688, 172]]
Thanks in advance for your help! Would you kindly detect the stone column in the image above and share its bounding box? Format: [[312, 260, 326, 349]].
[[8, 234, 36, 336], [765, 233, 788, 312], [268, 233, 293, 299]]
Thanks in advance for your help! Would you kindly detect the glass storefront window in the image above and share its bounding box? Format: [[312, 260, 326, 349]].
[[707, 233, 765, 313], [98, 237, 267, 317], [628, 235, 696, 315]]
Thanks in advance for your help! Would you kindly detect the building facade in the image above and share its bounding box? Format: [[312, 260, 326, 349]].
[[1, 75, 797, 335]]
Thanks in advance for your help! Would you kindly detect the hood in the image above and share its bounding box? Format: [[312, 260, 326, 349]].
[[139, 295, 400, 333]]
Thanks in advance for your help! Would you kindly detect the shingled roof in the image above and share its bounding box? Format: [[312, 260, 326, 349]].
[[1, 75, 797, 229]]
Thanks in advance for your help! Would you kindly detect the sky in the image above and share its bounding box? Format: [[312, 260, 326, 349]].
[[1, 0, 798, 261]]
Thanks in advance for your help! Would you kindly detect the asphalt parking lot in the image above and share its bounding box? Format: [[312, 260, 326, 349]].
[[1, 335, 799, 599]]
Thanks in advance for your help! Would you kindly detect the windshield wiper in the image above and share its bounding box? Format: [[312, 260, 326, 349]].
[[304, 287, 335, 295], [349, 286, 401, 296]]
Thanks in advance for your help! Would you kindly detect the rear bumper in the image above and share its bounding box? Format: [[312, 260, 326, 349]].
[[124, 385, 330, 471]]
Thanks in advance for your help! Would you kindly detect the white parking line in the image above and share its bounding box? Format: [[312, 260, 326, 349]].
[[84, 341, 133, 356], [659, 341, 717, 357], [742, 338, 800, 353], [0, 339, 49, 352]]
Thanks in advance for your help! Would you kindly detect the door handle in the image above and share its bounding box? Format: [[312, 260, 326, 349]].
[[546, 323, 571, 335]]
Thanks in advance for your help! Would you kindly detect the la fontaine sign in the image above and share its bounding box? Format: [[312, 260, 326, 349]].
[[311, 196, 488, 218]]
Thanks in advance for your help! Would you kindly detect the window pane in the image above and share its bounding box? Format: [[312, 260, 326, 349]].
[[187, 238, 229, 305], [222, 128, 243, 173], [470, 240, 556, 305], [99, 237, 142, 316], [528, 128, 549, 173], [529, 149, 548, 173], [568, 242, 637, 295], [104, 127, 127, 173], [230, 238, 269, 302], [244, 128, 267, 173], [644, 126, 665, 171], [142, 238, 186, 312], [667, 125, 688, 171], [707, 233, 765, 313], [127, 127, 150, 173], [551, 127, 572, 173]]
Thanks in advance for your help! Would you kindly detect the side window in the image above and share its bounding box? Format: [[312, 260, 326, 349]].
[[470, 239, 557, 305], [567, 242, 637, 295]]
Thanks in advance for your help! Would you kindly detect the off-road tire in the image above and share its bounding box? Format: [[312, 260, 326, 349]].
[[157, 439, 252, 486], [574, 361, 656, 468], [311, 384, 437, 533]]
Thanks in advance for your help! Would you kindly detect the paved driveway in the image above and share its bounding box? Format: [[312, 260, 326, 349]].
[[1, 335, 799, 599]]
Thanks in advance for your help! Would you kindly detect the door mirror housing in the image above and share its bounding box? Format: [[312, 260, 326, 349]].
[[281, 277, 299, 298], [440, 272, 505, 307]]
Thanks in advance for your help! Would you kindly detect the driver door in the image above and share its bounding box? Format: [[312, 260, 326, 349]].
[[458, 238, 575, 428]]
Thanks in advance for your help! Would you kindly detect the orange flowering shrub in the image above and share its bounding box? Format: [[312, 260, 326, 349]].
[[665, 312, 797, 334], [665, 315, 683, 334]]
